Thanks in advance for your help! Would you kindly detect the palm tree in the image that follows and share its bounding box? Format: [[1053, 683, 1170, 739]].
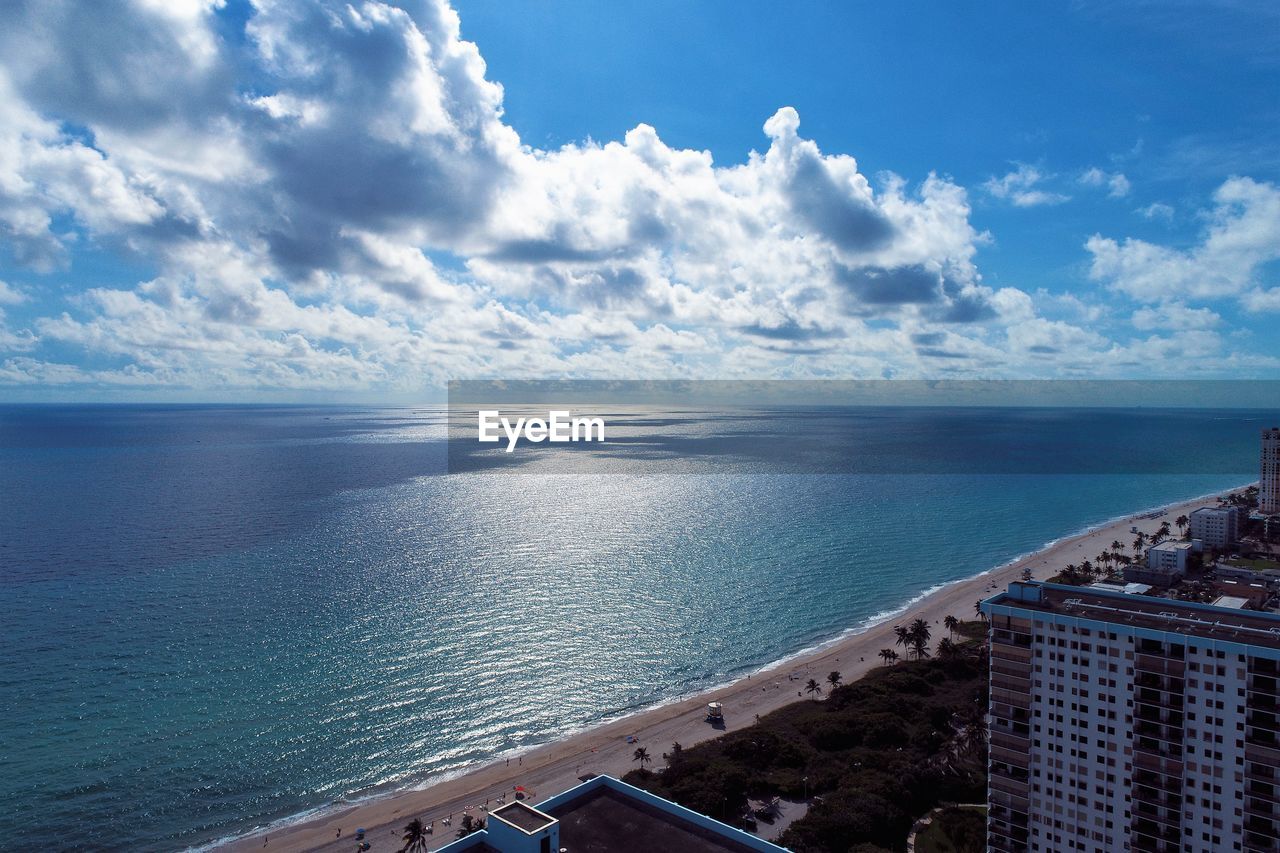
[[632, 746, 651, 768], [908, 618, 931, 661], [399, 819, 429, 853], [1157, 521, 1171, 540], [826, 670, 842, 690], [894, 624, 911, 658], [943, 614, 959, 638], [937, 637, 957, 659], [879, 648, 898, 666], [1110, 539, 1124, 559], [456, 814, 484, 839], [974, 599, 985, 620], [1176, 514, 1189, 538], [1061, 563, 1080, 584], [804, 678, 822, 700]]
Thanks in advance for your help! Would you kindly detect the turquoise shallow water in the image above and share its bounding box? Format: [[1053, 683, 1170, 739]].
[[0, 405, 1263, 850]]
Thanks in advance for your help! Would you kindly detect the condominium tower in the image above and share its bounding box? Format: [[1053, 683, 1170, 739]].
[[983, 581, 1280, 853], [1263, 428, 1280, 515]]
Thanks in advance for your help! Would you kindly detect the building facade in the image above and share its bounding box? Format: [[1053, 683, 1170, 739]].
[[983, 581, 1280, 853], [1189, 506, 1240, 551], [1263, 428, 1280, 515], [1146, 541, 1193, 574]]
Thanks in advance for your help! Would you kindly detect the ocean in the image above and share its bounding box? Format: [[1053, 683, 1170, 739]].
[[0, 404, 1265, 850]]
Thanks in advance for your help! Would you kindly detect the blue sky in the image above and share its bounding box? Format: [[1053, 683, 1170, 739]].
[[0, 0, 1277, 399]]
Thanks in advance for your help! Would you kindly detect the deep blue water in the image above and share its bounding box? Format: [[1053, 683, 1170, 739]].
[[0, 404, 1267, 850]]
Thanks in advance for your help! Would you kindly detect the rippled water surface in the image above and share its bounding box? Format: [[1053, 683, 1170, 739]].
[[0, 405, 1263, 849]]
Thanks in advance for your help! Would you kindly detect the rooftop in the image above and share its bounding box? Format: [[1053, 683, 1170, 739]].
[[546, 786, 765, 853], [490, 802, 555, 834], [986, 581, 1280, 650], [436, 775, 784, 853], [1149, 540, 1193, 552]]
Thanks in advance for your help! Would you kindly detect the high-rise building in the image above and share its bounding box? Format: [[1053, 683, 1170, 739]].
[[1189, 506, 1240, 550], [1263, 428, 1280, 515], [982, 581, 1280, 853]]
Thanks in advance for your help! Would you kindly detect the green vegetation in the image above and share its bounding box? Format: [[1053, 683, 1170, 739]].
[[913, 806, 986, 853], [623, 620, 988, 852], [1223, 556, 1280, 572]]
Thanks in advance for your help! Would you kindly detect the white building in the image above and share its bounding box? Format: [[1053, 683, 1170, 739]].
[[1263, 427, 1280, 514], [983, 581, 1280, 853], [1146, 540, 1192, 572], [1189, 505, 1240, 550]]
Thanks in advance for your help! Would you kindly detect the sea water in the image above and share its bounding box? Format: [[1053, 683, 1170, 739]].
[[0, 404, 1263, 849]]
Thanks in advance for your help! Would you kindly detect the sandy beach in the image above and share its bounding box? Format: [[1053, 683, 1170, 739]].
[[222, 485, 1252, 853]]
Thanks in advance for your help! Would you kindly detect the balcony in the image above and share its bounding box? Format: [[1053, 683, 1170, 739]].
[[1135, 735, 1183, 758], [1136, 687, 1183, 709], [1248, 741, 1280, 770], [1135, 720, 1184, 744], [990, 730, 1030, 752], [1135, 672, 1184, 692], [1245, 815, 1280, 838], [1135, 653, 1186, 677], [1132, 800, 1181, 828], [1247, 796, 1279, 817], [1134, 785, 1181, 809], [1133, 750, 1184, 776], [1249, 727, 1280, 749], [1251, 675, 1280, 697], [1245, 832, 1280, 853], [1250, 691, 1279, 713], [989, 774, 1030, 798], [1135, 704, 1184, 727], [991, 661, 1031, 681], [991, 686, 1032, 709], [1131, 818, 1182, 847]]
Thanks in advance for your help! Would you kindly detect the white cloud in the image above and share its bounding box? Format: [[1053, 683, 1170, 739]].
[[1242, 288, 1280, 313], [0, 0, 1271, 390], [1086, 176, 1280, 303], [0, 281, 28, 305], [1137, 202, 1175, 221], [1131, 302, 1222, 331], [983, 164, 1070, 207], [1080, 166, 1130, 198]]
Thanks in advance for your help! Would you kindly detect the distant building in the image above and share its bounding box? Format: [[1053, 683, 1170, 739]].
[[1089, 581, 1153, 595], [1214, 577, 1270, 607], [1188, 505, 1240, 550], [982, 580, 1280, 853], [1263, 427, 1280, 514], [1147, 540, 1192, 572], [437, 774, 785, 853], [1124, 561, 1184, 588]]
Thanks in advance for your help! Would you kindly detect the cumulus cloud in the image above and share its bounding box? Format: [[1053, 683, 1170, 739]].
[[1086, 177, 1280, 304], [983, 164, 1070, 207], [1080, 167, 1131, 198], [1137, 202, 1175, 221], [1131, 302, 1222, 331], [0, 0, 1268, 390]]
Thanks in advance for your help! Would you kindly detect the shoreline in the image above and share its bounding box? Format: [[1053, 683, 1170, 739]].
[[217, 482, 1254, 852]]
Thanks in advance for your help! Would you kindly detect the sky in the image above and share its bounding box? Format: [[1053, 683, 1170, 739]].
[[0, 0, 1277, 401]]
